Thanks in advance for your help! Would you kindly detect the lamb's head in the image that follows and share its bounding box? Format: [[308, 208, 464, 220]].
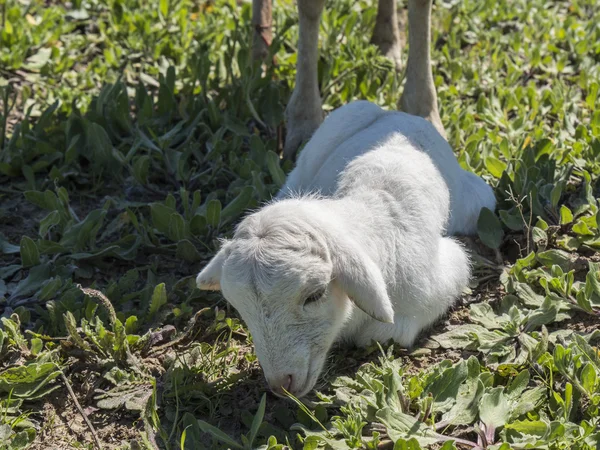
[[196, 200, 394, 398]]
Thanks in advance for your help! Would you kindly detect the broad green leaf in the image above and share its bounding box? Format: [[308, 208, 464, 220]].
[[39, 211, 61, 237], [477, 207, 504, 250], [176, 240, 201, 262], [30, 338, 43, 356], [20, 236, 40, 268], [510, 386, 546, 420], [9, 264, 52, 300], [0, 362, 61, 398], [535, 218, 549, 231], [585, 263, 600, 299], [24, 48, 52, 70], [133, 155, 150, 185], [150, 203, 176, 234], [9, 429, 36, 449], [59, 209, 106, 251], [556, 235, 580, 251], [536, 250, 573, 271], [586, 82, 599, 109], [223, 115, 250, 137], [118, 268, 139, 293], [559, 205, 573, 225], [149, 283, 167, 316], [425, 359, 469, 410], [1, 317, 28, 351], [221, 186, 254, 224], [513, 251, 537, 273], [4, 19, 13, 35], [87, 122, 114, 167], [438, 442, 457, 450], [572, 220, 594, 236], [550, 182, 563, 208], [95, 384, 153, 411], [249, 135, 266, 166], [507, 370, 529, 398], [580, 363, 597, 394], [190, 215, 207, 236], [525, 298, 558, 330], [376, 407, 441, 446], [514, 283, 544, 307], [191, 190, 202, 214], [432, 324, 507, 350], [573, 335, 600, 369], [441, 376, 483, 426], [38, 277, 62, 301], [479, 387, 510, 429], [504, 419, 549, 436], [499, 210, 524, 231], [0, 424, 11, 442], [485, 156, 507, 179], [266, 151, 286, 188], [125, 316, 138, 334], [206, 199, 222, 228], [168, 213, 187, 242]]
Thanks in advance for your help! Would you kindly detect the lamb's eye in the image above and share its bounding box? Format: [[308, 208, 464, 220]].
[[304, 290, 325, 306]]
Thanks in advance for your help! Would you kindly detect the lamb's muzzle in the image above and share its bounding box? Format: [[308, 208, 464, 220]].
[[268, 374, 293, 397]]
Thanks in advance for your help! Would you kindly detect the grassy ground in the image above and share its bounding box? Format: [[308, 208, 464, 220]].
[[1, 0, 600, 448]]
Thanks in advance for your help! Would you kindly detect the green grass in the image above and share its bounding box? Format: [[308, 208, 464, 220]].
[[1, 0, 599, 448]]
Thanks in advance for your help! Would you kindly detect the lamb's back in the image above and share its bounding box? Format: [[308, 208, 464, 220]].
[[336, 137, 450, 235], [278, 101, 463, 199]]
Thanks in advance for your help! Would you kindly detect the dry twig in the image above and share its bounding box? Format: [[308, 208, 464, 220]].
[[60, 370, 103, 450]]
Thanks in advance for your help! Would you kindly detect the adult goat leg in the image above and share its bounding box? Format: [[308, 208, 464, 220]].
[[370, 0, 403, 70], [252, 0, 273, 62], [399, 0, 446, 138], [283, 0, 326, 160]]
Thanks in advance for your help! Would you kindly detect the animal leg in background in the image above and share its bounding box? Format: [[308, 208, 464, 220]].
[[252, 0, 273, 62], [399, 0, 445, 138], [283, 0, 327, 160], [370, 0, 403, 70], [281, 0, 405, 159], [252, 0, 445, 157]]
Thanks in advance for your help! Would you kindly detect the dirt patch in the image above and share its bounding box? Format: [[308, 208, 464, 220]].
[[29, 385, 142, 450]]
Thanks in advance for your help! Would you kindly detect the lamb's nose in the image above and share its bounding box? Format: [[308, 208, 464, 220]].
[[268, 374, 293, 396]]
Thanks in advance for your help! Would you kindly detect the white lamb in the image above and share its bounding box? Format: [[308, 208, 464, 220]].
[[196, 0, 497, 398], [196, 110, 494, 398]]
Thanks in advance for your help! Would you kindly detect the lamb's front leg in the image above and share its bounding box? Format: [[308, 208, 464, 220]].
[[370, 0, 403, 70], [283, 0, 326, 160]]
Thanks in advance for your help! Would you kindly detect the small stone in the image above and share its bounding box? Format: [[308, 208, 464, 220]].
[[410, 348, 432, 356]]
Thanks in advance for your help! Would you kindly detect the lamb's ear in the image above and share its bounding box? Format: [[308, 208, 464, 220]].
[[332, 239, 394, 324], [196, 241, 232, 291]]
